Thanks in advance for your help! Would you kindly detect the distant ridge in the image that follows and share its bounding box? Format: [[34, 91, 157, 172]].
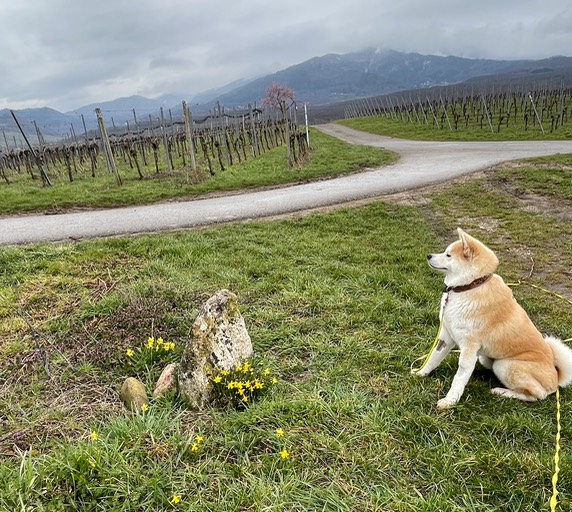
[[207, 48, 532, 107], [2, 49, 572, 142]]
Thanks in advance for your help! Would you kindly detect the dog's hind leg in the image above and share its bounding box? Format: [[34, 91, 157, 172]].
[[478, 355, 494, 370], [490, 387, 538, 401], [491, 359, 552, 401]]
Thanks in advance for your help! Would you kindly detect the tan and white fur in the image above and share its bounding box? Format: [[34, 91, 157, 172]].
[[415, 228, 572, 409]]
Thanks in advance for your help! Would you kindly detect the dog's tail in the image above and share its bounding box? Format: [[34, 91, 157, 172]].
[[545, 335, 572, 387]]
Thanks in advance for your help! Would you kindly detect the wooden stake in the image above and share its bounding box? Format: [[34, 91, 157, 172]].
[[95, 108, 122, 186], [10, 110, 52, 187], [182, 100, 197, 182], [160, 107, 173, 172]]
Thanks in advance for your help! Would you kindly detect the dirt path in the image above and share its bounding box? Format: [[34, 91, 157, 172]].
[[1, 125, 571, 245]]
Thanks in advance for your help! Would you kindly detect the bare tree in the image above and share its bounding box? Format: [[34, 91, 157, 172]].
[[261, 82, 294, 109], [262, 83, 295, 166]]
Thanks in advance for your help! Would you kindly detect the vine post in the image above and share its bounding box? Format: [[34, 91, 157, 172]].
[[95, 108, 122, 186], [160, 107, 173, 172], [9, 110, 52, 187], [182, 100, 198, 183], [303, 102, 310, 147]]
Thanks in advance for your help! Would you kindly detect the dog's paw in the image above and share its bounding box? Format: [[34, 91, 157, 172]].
[[437, 397, 457, 409], [491, 387, 535, 401], [411, 368, 429, 377], [491, 387, 510, 397]]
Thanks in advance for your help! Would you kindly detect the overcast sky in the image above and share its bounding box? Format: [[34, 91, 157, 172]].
[[1, 0, 571, 112]]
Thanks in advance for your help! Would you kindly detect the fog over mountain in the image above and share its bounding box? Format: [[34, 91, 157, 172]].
[[3, 0, 571, 113]]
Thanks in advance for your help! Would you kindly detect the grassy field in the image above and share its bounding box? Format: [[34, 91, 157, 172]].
[[0, 128, 393, 217], [1, 119, 572, 510], [338, 115, 572, 141]]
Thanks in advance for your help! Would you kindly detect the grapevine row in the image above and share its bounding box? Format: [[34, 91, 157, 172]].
[[345, 85, 572, 134], [0, 101, 310, 186]]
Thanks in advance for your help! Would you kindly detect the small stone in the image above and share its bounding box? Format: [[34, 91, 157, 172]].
[[120, 377, 149, 412], [153, 362, 179, 398]]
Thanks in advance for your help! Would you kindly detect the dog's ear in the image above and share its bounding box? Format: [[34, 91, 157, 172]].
[[457, 228, 499, 271], [457, 228, 475, 260]]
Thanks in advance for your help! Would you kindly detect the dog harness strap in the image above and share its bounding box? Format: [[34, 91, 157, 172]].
[[443, 273, 493, 293]]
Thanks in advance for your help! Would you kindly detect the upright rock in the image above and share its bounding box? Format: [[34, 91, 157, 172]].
[[153, 362, 179, 398], [178, 289, 253, 408]]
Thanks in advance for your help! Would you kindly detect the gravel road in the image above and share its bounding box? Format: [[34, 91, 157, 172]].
[[1, 124, 571, 245]]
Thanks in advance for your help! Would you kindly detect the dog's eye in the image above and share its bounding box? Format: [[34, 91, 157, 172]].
[[446, 253, 451, 258]]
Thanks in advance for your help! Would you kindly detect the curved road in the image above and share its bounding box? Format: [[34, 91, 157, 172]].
[[1, 124, 572, 245]]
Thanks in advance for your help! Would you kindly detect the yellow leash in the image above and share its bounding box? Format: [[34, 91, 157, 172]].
[[550, 387, 561, 512], [506, 280, 572, 306], [411, 315, 443, 373], [411, 293, 448, 374], [506, 280, 570, 511]]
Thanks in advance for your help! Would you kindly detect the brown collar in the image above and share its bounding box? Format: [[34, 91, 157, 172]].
[[443, 273, 493, 293]]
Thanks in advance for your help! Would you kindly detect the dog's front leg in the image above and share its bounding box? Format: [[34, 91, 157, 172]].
[[413, 328, 455, 377], [437, 343, 479, 409]]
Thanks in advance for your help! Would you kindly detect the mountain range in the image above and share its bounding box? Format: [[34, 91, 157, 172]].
[[2, 48, 572, 143]]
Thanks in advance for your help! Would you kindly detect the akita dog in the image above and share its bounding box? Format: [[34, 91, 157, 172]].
[[416, 228, 572, 409]]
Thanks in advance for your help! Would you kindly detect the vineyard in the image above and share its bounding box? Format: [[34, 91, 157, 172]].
[[345, 84, 572, 136], [0, 100, 310, 187], [4, 81, 572, 189]]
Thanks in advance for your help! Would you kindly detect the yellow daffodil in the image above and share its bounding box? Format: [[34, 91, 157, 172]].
[[191, 443, 199, 452], [276, 428, 285, 437], [214, 376, 222, 383], [272, 377, 278, 384], [162, 341, 173, 351], [264, 368, 271, 375], [279, 450, 289, 459], [126, 348, 134, 357], [171, 494, 181, 504], [141, 403, 149, 412], [147, 337, 154, 348], [195, 435, 203, 443], [89, 431, 98, 441]]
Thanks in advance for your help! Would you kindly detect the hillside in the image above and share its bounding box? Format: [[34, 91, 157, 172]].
[[3, 49, 572, 143], [0, 107, 74, 144], [209, 48, 533, 107]]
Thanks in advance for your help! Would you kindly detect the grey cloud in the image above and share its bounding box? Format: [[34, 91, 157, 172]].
[[1, 0, 571, 111]]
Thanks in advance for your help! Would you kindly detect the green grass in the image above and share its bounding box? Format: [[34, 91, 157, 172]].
[[1, 158, 571, 510], [338, 115, 572, 141], [0, 128, 394, 216], [493, 155, 572, 202]]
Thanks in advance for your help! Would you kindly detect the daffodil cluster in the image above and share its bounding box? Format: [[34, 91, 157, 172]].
[[211, 361, 277, 408], [124, 336, 180, 375], [145, 336, 176, 352]]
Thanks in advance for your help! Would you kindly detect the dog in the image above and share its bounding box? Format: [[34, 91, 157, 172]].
[[414, 227, 572, 409]]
